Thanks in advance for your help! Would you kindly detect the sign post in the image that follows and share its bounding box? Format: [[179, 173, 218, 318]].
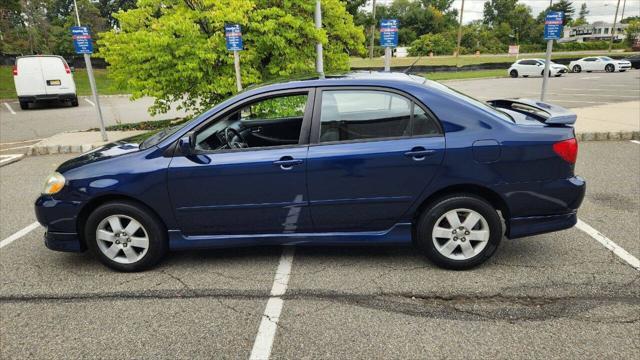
[[71, 0, 107, 142], [225, 24, 243, 92], [541, 11, 563, 102], [379, 19, 398, 72]]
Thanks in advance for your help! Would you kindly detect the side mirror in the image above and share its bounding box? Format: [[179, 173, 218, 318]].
[[179, 132, 195, 155]]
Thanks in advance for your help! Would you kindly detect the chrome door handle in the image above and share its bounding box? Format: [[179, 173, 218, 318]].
[[273, 158, 303, 170], [404, 148, 435, 160]]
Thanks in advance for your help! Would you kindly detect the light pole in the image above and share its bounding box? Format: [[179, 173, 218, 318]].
[[608, 0, 621, 53], [73, 0, 107, 141], [455, 0, 465, 61], [369, 0, 377, 59], [621, 0, 627, 22], [315, 0, 324, 78]]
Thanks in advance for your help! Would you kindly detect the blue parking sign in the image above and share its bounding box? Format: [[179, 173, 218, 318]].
[[544, 12, 564, 40], [379, 19, 399, 48], [225, 24, 243, 51], [71, 26, 93, 54]]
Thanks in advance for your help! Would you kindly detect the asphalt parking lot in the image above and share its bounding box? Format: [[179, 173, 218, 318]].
[[446, 69, 640, 109], [0, 96, 186, 143], [0, 140, 638, 359]]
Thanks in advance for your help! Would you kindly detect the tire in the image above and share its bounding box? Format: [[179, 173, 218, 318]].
[[85, 201, 168, 272], [541, 70, 552, 77], [509, 70, 518, 78], [71, 97, 79, 107], [19, 101, 29, 110], [605, 64, 615, 73], [415, 194, 502, 270], [572, 65, 581, 73]]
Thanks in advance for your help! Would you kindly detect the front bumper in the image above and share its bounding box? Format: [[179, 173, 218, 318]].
[[35, 195, 85, 253], [44, 231, 84, 252]]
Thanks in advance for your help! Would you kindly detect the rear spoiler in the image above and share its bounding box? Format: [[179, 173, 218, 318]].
[[488, 98, 577, 125]]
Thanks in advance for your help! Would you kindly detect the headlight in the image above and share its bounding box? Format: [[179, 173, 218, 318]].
[[42, 172, 65, 195]]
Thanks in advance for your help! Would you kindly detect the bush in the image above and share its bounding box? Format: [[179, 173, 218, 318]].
[[409, 33, 456, 56]]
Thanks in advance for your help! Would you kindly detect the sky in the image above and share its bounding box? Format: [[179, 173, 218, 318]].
[[367, 0, 640, 24]]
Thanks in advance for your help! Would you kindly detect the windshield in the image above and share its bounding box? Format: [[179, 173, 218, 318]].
[[140, 124, 184, 149], [426, 81, 514, 123]]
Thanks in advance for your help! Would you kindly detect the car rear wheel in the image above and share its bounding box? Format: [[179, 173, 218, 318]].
[[605, 64, 615, 73], [572, 65, 581, 73], [85, 201, 168, 272], [509, 70, 518, 78], [19, 101, 29, 110], [416, 194, 502, 270], [71, 97, 79, 107]]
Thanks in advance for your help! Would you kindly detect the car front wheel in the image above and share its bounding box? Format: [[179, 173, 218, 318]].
[[85, 201, 168, 272], [605, 64, 615, 73], [572, 65, 581, 73], [416, 194, 502, 270]]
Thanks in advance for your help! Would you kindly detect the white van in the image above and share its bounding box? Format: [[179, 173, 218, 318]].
[[13, 55, 78, 109]]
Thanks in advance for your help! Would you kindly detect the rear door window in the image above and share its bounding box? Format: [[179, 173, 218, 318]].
[[318, 90, 440, 143]]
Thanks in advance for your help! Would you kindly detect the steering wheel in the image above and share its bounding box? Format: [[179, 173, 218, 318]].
[[224, 127, 248, 149]]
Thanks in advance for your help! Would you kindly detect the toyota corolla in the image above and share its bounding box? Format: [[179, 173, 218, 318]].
[[35, 73, 585, 272]]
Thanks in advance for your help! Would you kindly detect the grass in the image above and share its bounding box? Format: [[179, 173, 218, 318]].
[[422, 69, 507, 81], [0, 65, 129, 99], [350, 51, 639, 68]]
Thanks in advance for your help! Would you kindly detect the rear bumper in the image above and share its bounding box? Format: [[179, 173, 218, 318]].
[[19, 93, 76, 103], [499, 176, 586, 239], [507, 212, 577, 239]]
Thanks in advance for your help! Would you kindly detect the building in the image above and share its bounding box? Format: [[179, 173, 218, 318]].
[[559, 21, 628, 43]]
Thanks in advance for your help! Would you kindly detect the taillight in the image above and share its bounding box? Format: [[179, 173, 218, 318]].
[[12, 66, 17, 76], [64, 63, 71, 74], [553, 138, 578, 164]]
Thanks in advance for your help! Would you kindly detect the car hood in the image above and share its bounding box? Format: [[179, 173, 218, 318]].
[[57, 139, 142, 173]]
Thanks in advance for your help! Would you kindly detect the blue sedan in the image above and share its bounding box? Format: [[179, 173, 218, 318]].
[[35, 73, 585, 271]]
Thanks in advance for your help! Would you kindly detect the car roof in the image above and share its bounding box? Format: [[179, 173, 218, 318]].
[[243, 71, 430, 95]]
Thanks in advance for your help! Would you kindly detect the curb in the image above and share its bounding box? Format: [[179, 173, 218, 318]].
[[575, 131, 640, 142], [19, 131, 640, 157], [25, 143, 96, 156]]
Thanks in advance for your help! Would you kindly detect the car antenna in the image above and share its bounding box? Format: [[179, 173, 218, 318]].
[[403, 55, 424, 74]]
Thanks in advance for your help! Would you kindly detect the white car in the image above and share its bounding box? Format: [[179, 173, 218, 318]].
[[508, 58, 568, 78], [569, 56, 632, 73], [12, 55, 78, 110]]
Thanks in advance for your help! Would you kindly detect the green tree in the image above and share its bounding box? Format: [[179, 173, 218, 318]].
[[99, 0, 365, 115], [625, 20, 640, 48], [538, 0, 574, 26], [574, 2, 588, 26], [408, 33, 455, 56], [96, 0, 137, 28]]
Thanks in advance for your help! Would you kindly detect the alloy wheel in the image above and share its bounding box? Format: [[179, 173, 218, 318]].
[[431, 208, 490, 260], [96, 214, 149, 264]]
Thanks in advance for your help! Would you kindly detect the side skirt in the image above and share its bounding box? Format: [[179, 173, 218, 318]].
[[168, 223, 413, 250]]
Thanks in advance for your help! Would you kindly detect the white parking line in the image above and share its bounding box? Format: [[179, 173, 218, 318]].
[[3, 102, 16, 115], [0, 154, 24, 166], [249, 247, 295, 360], [631, 140, 640, 145], [0, 145, 32, 152], [0, 222, 40, 249], [576, 219, 640, 271], [0, 139, 42, 146], [84, 98, 95, 106]]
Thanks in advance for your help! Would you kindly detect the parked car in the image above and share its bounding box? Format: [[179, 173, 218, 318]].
[[569, 56, 632, 73], [35, 72, 585, 272], [13, 55, 78, 110], [622, 54, 640, 69], [508, 58, 568, 78]]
